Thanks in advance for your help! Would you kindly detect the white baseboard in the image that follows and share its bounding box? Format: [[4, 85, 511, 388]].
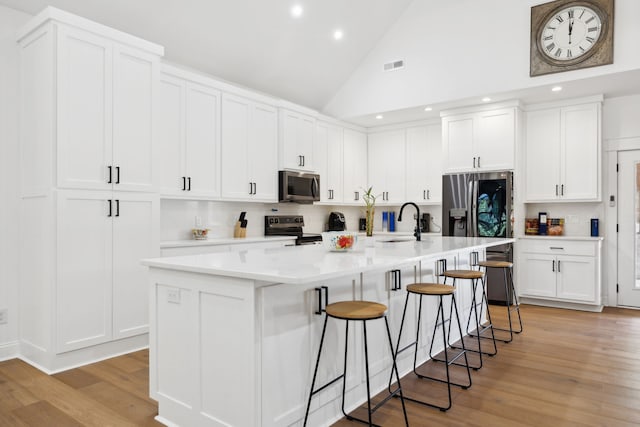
[[520, 297, 603, 312], [0, 341, 19, 362]]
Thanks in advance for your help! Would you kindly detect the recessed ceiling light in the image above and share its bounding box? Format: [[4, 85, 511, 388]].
[[290, 4, 303, 18], [375, 114, 383, 120], [424, 107, 433, 112], [333, 29, 344, 40], [482, 97, 492, 102], [552, 86, 563, 92]]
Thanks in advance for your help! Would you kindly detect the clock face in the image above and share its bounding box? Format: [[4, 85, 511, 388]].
[[540, 5, 603, 62]]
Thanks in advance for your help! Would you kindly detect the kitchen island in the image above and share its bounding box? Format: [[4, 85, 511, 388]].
[[142, 236, 514, 427]]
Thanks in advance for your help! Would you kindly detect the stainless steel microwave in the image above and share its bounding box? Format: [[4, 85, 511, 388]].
[[278, 171, 320, 203]]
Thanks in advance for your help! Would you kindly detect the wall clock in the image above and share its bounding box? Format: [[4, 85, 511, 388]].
[[530, 0, 614, 77]]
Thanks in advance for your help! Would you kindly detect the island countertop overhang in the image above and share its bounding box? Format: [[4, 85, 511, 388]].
[[142, 236, 514, 285]]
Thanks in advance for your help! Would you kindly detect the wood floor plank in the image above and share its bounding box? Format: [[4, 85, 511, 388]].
[[12, 400, 84, 427], [79, 381, 158, 425]]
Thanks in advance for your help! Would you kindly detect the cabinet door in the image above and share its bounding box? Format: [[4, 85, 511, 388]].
[[221, 94, 251, 200], [368, 130, 405, 205], [556, 255, 597, 302], [280, 110, 315, 171], [406, 124, 442, 204], [250, 101, 278, 202], [326, 126, 344, 203], [185, 83, 221, 197], [442, 115, 474, 173], [156, 75, 185, 195], [56, 191, 113, 353], [524, 109, 561, 201], [476, 108, 515, 171], [112, 45, 156, 192], [518, 253, 557, 298], [56, 26, 112, 191], [343, 129, 367, 203], [112, 193, 159, 339], [561, 104, 600, 201]]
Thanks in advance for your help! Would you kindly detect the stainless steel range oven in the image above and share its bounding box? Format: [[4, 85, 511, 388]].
[[264, 215, 322, 245]]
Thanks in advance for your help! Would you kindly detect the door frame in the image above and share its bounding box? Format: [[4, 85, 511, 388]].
[[605, 137, 640, 308]]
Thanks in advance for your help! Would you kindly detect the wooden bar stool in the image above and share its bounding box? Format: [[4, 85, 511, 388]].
[[390, 283, 472, 412], [304, 300, 409, 427], [477, 260, 523, 343], [443, 269, 497, 369]]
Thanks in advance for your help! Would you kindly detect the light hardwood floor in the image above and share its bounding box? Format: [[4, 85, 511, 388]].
[[0, 304, 638, 426]]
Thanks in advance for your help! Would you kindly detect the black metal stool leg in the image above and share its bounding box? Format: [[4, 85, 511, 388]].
[[384, 317, 409, 426], [341, 321, 350, 419], [304, 314, 329, 427], [509, 267, 524, 333]]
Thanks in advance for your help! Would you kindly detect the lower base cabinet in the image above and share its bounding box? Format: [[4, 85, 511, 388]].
[[518, 238, 602, 309]]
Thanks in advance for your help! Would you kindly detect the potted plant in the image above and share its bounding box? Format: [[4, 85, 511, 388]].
[[362, 187, 379, 237]]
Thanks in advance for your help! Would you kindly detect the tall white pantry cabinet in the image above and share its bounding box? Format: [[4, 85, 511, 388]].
[[17, 8, 162, 371]]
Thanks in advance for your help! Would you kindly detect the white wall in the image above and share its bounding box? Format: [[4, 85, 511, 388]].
[[0, 5, 31, 358], [324, 0, 640, 120]]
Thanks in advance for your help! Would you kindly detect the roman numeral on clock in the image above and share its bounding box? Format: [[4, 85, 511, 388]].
[[588, 26, 598, 32], [567, 50, 573, 59], [547, 42, 556, 52], [586, 16, 595, 24], [555, 16, 564, 23], [568, 9, 574, 18], [544, 35, 553, 41], [554, 48, 562, 58], [586, 36, 595, 43]]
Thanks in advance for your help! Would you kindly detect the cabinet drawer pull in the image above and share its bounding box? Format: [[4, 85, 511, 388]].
[[108, 199, 112, 217], [107, 166, 113, 184], [549, 247, 564, 250], [473, 157, 476, 168], [557, 260, 561, 272], [115, 166, 120, 184], [552, 260, 555, 272], [390, 269, 402, 291], [354, 191, 359, 201], [115, 199, 120, 217], [182, 177, 187, 191], [477, 157, 481, 168], [556, 184, 559, 196], [314, 286, 329, 315], [427, 189, 430, 200], [561, 184, 564, 196], [188, 177, 192, 191], [423, 190, 426, 200]]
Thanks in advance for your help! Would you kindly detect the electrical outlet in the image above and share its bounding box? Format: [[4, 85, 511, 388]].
[[0, 309, 7, 325], [167, 289, 181, 304], [195, 216, 202, 228]]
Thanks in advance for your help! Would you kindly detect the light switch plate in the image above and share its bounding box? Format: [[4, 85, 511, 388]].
[[167, 289, 181, 304]]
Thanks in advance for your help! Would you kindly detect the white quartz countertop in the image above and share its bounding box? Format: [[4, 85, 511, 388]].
[[160, 236, 295, 248], [518, 235, 604, 241], [143, 236, 514, 285]]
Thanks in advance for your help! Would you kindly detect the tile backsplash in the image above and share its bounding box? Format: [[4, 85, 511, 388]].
[[160, 199, 443, 241], [524, 203, 605, 237]]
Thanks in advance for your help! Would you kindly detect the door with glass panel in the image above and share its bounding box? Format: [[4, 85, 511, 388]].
[[617, 150, 640, 308]]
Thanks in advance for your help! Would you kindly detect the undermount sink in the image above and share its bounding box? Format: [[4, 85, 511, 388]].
[[377, 236, 415, 243]]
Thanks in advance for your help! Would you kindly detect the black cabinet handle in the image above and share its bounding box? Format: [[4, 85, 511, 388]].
[[253, 182, 257, 195], [473, 157, 476, 168], [108, 199, 112, 217], [302, 155, 305, 167], [557, 260, 561, 273], [249, 182, 253, 194], [354, 191, 359, 201], [391, 269, 402, 291], [115, 166, 120, 184], [477, 157, 481, 168], [552, 260, 555, 272], [423, 190, 426, 200], [556, 185, 559, 196], [470, 251, 479, 267], [314, 285, 329, 315], [107, 166, 113, 184], [561, 184, 564, 196], [427, 189, 430, 200], [188, 177, 192, 191], [182, 177, 186, 191], [436, 258, 448, 277], [115, 199, 120, 217]]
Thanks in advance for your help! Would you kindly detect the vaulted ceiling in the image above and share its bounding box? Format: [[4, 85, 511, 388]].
[[0, 0, 414, 111]]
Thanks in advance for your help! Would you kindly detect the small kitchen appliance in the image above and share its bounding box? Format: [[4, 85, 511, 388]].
[[264, 215, 322, 245], [328, 212, 346, 231], [278, 171, 320, 203]]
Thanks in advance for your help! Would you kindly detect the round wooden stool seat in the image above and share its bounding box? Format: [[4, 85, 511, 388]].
[[477, 260, 513, 269], [325, 300, 388, 320], [407, 283, 455, 296], [443, 269, 484, 280]]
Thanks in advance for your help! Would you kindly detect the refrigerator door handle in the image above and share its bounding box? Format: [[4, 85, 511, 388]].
[[467, 178, 475, 237]]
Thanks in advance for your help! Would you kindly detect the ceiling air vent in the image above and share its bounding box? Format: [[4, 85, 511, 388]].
[[383, 60, 404, 72]]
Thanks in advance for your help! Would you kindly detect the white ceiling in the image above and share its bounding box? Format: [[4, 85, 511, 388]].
[[0, 0, 414, 110]]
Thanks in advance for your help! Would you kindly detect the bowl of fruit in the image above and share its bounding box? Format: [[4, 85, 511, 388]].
[[322, 232, 357, 252]]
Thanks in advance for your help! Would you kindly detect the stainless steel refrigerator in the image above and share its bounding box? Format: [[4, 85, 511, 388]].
[[442, 171, 513, 304]]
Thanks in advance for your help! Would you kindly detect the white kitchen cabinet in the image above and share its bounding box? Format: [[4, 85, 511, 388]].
[[156, 68, 221, 198], [221, 93, 278, 202], [18, 8, 163, 371], [441, 105, 517, 173], [524, 101, 601, 202], [343, 128, 368, 204], [405, 124, 442, 204], [315, 121, 344, 203], [56, 191, 159, 353], [279, 108, 316, 172], [367, 130, 406, 205], [55, 25, 158, 193], [518, 238, 602, 309]]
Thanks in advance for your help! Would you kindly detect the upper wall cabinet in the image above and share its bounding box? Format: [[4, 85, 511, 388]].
[[35, 24, 161, 193], [367, 130, 406, 205], [405, 123, 442, 204], [441, 105, 518, 173], [221, 93, 278, 202], [156, 67, 221, 198], [279, 108, 316, 172], [524, 100, 601, 202], [315, 121, 344, 203], [343, 129, 368, 204]]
